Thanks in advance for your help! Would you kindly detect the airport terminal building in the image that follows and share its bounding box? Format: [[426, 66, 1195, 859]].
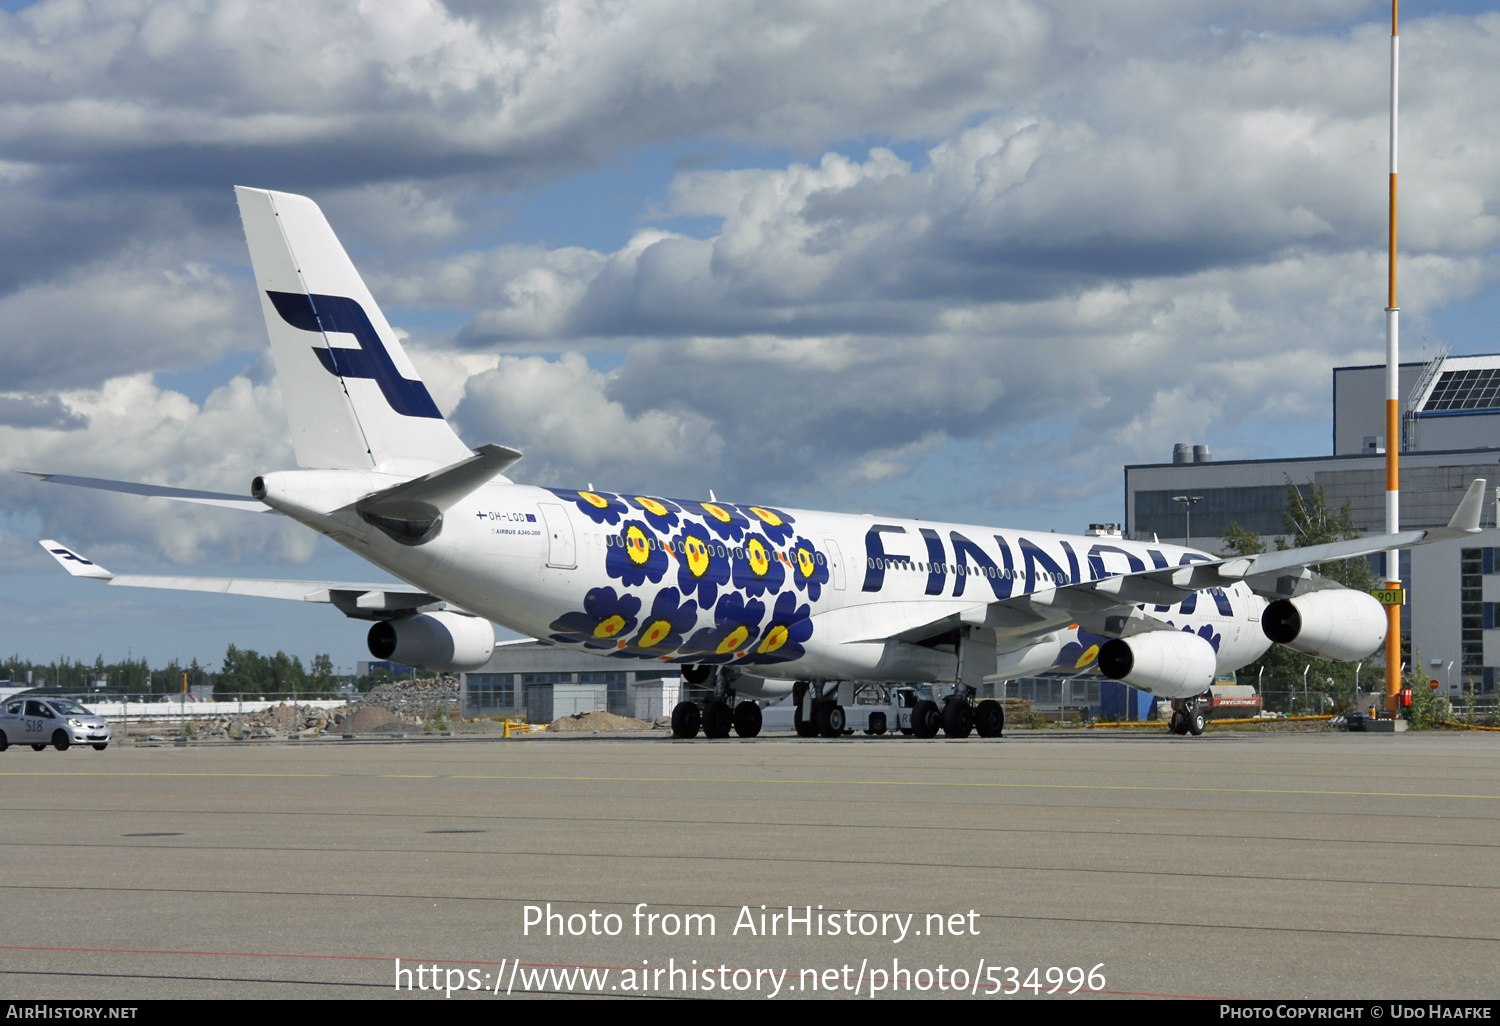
[[1125, 353, 1500, 697]]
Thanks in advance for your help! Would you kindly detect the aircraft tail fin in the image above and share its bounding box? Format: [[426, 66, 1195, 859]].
[[234, 187, 474, 476]]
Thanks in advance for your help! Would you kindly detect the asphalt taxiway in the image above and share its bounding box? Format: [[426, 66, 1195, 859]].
[[1, 729, 1496, 1000]]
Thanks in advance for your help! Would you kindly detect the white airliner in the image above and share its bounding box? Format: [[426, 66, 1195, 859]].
[[30, 188, 1488, 740]]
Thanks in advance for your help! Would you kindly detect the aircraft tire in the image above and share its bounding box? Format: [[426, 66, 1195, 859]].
[[912, 700, 941, 739], [815, 701, 845, 739], [793, 701, 817, 737], [866, 712, 887, 736], [731, 701, 762, 738], [1187, 709, 1207, 736], [670, 701, 702, 739], [974, 699, 1005, 738], [703, 701, 733, 739], [941, 699, 974, 739]]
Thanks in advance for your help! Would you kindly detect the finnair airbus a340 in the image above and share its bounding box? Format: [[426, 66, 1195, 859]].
[[31, 188, 1488, 740]]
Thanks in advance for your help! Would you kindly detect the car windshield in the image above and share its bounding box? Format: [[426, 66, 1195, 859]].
[[46, 699, 91, 715]]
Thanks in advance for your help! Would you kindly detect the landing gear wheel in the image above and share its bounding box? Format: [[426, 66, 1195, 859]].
[[793, 700, 817, 737], [866, 712, 887, 736], [732, 701, 762, 738], [941, 699, 974, 739], [1187, 709, 1207, 736], [670, 701, 702, 739], [703, 701, 733, 739], [52, 731, 70, 752], [1168, 710, 1186, 735], [974, 699, 1005, 738], [912, 700, 941, 739], [92, 743, 108, 751], [815, 701, 846, 739]]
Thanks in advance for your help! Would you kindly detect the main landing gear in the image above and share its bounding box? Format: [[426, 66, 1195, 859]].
[[1168, 694, 1209, 736], [670, 665, 762, 739]]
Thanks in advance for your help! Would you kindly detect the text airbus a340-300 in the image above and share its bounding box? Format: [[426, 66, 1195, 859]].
[[29, 189, 1488, 739]]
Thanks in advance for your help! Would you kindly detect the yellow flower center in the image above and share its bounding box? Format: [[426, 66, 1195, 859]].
[[639, 619, 672, 648], [594, 615, 626, 639], [685, 537, 710, 577], [638, 497, 668, 516], [715, 625, 750, 655], [1075, 644, 1099, 669], [747, 538, 769, 576], [758, 624, 789, 654], [750, 506, 782, 527], [625, 525, 650, 565], [702, 503, 731, 522], [796, 548, 814, 577], [581, 491, 609, 509]]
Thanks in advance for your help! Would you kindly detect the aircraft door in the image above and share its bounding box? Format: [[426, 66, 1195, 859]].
[[823, 538, 846, 591], [538, 503, 577, 569]]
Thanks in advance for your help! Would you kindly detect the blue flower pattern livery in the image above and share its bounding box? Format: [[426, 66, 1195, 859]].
[[787, 535, 829, 602], [606, 519, 670, 587], [543, 489, 828, 668], [548, 587, 641, 650], [621, 588, 699, 659], [730, 532, 785, 598], [549, 488, 630, 526]]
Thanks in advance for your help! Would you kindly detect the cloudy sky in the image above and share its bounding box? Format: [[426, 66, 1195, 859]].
[[2, 0, 1498, 672]]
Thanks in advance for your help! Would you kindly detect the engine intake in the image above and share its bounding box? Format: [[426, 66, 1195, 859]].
[[1262, 590, 1386, 662], [367, 611, 495, 672], [1097, 630, 1217, 699]]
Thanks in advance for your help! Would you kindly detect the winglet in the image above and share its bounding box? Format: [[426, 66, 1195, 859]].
[[39, 540, 113, 579], [1422, 478, 1488, 542], [1448, 478, 1487, 533]]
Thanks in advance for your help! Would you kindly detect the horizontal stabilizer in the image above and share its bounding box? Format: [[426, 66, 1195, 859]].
[[21, 472, 275, 513], [355, 443, 523, 521]]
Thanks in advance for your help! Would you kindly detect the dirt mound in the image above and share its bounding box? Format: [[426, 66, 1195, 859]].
[[348, 705, 399, 732], [545, 709, 654, 732]]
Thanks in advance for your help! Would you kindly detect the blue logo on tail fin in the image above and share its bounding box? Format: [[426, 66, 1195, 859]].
[[268, 291, 442, 419]]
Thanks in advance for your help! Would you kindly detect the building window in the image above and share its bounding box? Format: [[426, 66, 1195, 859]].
[[1461, 549, 1484, 679], [469, 673, 514, 709], [522, 672, 574, 685]]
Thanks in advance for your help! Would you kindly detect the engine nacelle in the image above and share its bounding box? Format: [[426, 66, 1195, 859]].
[[367, 612, 496, 673], [1097, 630, 1217, 699], [1262, 589, 1387, 662]]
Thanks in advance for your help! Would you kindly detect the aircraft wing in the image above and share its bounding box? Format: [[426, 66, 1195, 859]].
[[20, 472, 276, 513], [39, 540, 449, 620], [886, 477, 1488, 645]]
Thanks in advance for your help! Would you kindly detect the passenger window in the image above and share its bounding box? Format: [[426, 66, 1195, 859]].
[[4, 701, 19, 715]]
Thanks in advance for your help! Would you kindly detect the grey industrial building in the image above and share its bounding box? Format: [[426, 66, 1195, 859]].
[[1126, 352, 1500, 697], [459, 638, 681, 722]]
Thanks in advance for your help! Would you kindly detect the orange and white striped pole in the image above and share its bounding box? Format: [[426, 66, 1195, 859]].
[[1384, 0, 1401, 713]]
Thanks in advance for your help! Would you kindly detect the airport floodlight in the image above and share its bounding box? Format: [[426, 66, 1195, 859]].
[[1171, 495, 1203, 544]]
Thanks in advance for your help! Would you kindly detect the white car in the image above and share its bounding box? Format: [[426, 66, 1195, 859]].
[[0, 697, 112, 751]]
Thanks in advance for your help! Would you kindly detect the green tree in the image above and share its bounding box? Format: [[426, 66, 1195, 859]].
[[1221, 477, 1381, 713]]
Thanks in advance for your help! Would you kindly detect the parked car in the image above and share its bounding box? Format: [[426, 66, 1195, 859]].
[[0, 697, 112, 751]]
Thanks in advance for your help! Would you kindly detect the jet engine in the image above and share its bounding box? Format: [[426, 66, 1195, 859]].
[[367, 611, 496, 672], [1097, 630, 1217, 699], [1261, 589, 1386, 662]]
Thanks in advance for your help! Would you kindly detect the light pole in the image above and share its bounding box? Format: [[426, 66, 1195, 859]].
[[1172, 495, 1203, 545]]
